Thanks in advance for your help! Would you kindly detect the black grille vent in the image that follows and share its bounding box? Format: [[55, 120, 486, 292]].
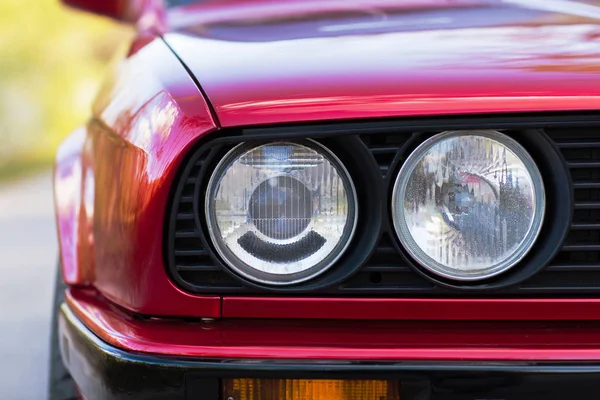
[[172, 153, 245, 290], [517, 127, 600, 292], [338, 233, 434, 292], [359, 133, 411, 176], [168, 123, 600, 295]]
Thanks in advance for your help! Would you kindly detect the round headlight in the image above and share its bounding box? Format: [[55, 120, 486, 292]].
[[206, 140, 357, 285], [392, 130, 545, 281]]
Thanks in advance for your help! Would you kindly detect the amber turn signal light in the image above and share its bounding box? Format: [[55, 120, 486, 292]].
[[222, 378, 400, 400]]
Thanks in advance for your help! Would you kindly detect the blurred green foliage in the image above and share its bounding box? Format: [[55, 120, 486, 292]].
[[0, 0, 131, 181]]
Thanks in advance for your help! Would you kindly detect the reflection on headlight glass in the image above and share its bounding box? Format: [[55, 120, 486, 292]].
[[206, 141, 356, 285], [393, 131, 544, 280]]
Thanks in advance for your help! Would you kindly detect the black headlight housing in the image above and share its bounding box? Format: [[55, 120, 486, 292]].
[[164, 114, 600, 296]]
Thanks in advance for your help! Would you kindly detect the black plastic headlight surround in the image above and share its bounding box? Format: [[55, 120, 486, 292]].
[[167, 116, 588, 296]]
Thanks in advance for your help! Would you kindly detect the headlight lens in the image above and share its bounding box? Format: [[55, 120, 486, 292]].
[[206, 141, 357, 285], [392, 130, 545, 281]]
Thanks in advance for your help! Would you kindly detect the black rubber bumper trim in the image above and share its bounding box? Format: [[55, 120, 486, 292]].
[[60, 303, 600, 400]]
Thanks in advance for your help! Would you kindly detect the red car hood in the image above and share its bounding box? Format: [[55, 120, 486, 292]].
[[163, 0, 600, 127]]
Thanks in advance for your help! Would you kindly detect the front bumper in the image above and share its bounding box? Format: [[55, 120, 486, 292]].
[[61, 302, 600, 400]]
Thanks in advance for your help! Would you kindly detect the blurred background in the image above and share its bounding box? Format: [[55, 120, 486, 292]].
[[0, 1, 129, 398], [0, 0, 129, 182], [0, 0, 598, 399]]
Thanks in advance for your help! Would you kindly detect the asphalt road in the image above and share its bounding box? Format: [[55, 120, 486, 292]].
[[0, 172, 56, 400]]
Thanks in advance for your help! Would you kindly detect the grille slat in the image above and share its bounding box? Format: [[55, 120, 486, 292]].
[[170, 125, 600, 295], [571, 223, 600, 230], [561, 244, 600, 252], [175, 230, 198, 238], [568, 161, 600, 168], [375, 244, 398, 255], [174, 249, 208, 257], [557, 141, 600, 148], [573, 182, 600, 189], [545, 264, 600, 272], [369, 146, 402, 154], [361, 265, 413, 273], [574, 202, 600, 210], [176, 264, 222, 272], [176, 213, 195, 220]]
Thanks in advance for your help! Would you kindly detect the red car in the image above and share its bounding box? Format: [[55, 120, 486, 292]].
[[49, 0, 600, 399]]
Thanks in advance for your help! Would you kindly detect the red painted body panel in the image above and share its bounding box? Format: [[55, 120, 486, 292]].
[[54, 0, 600, 324], [223, 297, 600, 321], [55, 127, 90, 285], [54, 35, 221, 317], [164, 0, 600, 127], [62, 0, 161, 23], [89, 36, 222, 317], [62, 0, 124, 19], [165, 0, 492, 33], [68, 287, 600, 361]]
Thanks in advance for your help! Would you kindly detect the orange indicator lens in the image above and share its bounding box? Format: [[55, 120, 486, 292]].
[[222, 378, 400, 400]]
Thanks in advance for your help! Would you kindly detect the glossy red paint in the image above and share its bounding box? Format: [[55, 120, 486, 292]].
[[55, 127, 90, 285], [55, 0, 600, 322], [62, 0, 166, 32], [223, 297, 600, 321], [164, 0, 600, 127], [166, 0, 488, 28], [54, 35, 221, 317], [63, 0, 133, 21], [67, 287, 600, 361]]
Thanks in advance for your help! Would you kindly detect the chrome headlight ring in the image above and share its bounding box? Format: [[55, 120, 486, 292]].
[[205, 140, 358, 286], [391, 130, 546, 281]]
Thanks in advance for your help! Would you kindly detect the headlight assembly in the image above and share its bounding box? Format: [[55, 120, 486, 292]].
[[392, 130, 545, 281], [206, 140, 357, 285]]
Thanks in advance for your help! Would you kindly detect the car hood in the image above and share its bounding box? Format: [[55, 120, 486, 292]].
[[164, 0, 600, 127]]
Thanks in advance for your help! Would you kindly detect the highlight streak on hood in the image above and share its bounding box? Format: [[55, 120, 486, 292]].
[[164, 0, 600, 127], [502, 0, 600, 20]]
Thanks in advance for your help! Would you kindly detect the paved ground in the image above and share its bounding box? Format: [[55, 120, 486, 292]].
[[0, 172, 56, 400]]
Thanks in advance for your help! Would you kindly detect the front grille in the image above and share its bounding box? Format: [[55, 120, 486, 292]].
[[340, 126, 600, 294], [517, 127, 600, 293], [168, 119, 600, 295], [173, 153, 246, 290]]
